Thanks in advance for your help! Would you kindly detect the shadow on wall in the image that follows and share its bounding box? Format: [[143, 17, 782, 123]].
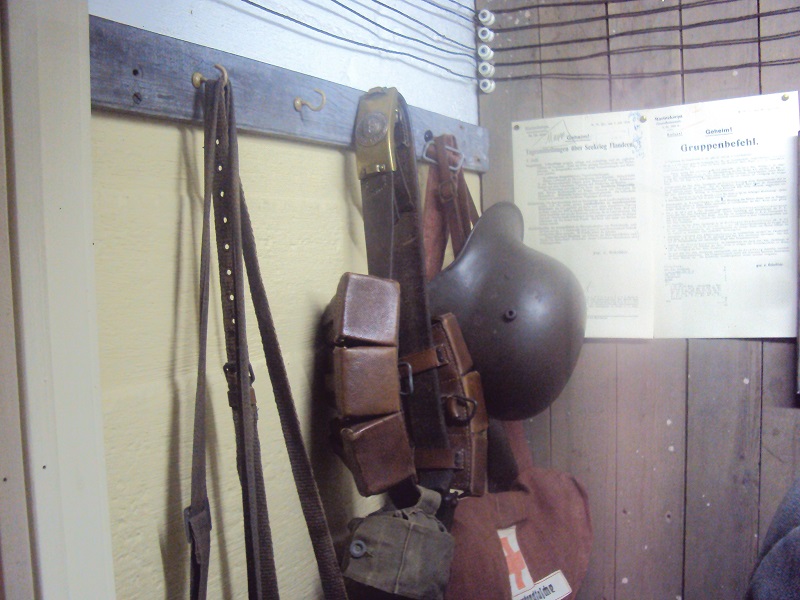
[[344, 152, 364, 252]]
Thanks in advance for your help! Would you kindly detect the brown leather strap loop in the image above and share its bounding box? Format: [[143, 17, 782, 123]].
[[422, 134, 480, 279], [414, 446, 457, 470], [401, 344, 449, 375]]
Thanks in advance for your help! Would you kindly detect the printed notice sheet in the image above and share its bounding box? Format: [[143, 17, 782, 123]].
[[512, 92, 799, 338]]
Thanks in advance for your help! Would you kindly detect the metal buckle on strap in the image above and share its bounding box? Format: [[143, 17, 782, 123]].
[[422, 139, 465, 172], [222, 361, 256, 385], [398, 361, 414, 396], [183, 497, 212, 544], [444, 395, 477, 425]]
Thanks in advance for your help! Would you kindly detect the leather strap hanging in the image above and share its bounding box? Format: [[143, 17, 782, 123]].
[[422, 134, 479, 282], [354, 88, 454, 497], [186, 68, 347, 600]]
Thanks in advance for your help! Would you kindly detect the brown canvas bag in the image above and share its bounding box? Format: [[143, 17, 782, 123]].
[[446, 422, 592, 600]]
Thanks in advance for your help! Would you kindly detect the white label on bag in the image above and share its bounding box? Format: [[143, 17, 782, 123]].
[[497, 526, 572, 600], [527, 571, 572, 600]]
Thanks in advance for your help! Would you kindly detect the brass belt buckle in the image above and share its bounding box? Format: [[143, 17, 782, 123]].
[[354, 87, 400, 179]]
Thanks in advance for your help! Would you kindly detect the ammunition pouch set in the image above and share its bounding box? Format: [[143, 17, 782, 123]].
[[186, 74, 590, 600], [322, 87, 590, 600], [324, 272, 488, 500]]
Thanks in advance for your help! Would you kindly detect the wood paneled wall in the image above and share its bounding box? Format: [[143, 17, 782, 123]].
[[477, 1, 800, 598]]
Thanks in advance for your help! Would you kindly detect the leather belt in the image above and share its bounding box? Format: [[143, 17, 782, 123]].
[[354, 88, 454, 496], [186, 70, 347, 600]]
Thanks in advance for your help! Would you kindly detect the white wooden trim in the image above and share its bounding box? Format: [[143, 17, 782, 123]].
[[0, 6, 35, 597], [4, 0, 116, 597]]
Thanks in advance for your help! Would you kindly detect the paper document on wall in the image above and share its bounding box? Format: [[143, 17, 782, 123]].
[[512, 92, 799, 338]]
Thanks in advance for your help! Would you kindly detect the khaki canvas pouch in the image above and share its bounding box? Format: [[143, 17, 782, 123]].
[[342, 487, 454, 600]]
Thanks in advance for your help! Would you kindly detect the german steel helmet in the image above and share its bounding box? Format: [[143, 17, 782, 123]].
[[428, 202, 586, 420]]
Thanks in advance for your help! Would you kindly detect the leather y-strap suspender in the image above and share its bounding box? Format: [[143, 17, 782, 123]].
[[422, 134, 479, 282], [186, 72, 347, 600], [354, 88, 453, 496]]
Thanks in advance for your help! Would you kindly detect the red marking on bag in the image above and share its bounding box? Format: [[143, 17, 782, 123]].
[[497, 526, 534, 598]]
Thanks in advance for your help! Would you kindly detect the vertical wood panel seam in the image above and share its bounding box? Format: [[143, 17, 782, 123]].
[[613, 342, 619, 598], [537, 3, 544, 118], [605, 5, 613, 110], [680, 339, 690, 599], [757, 0, 763, 94], [679, 2, 686, 104], [756, 340, 765, 554]]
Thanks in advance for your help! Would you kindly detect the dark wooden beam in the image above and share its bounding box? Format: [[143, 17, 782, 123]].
[[89, 16, 489, 173]]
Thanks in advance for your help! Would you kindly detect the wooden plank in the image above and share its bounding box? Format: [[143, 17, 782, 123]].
[[550, 342, 617, 600], [684, 339, 762, 600], [760, 0, 800, 94], [479, 77, 542, 210], [763, 340, 797, 409], [681, 4, 763, 597], [523, 409, 551, 468], [758, 0, 800, 552], [532, 7, 614, 598], [89, 16, 489, 172], [6, 2, 116, 597], [682, 0, 760, 102], [608, 0, 683, 110], [615, 340, 686, 600], [606, 5, 689, 599], [759, 407, 800, 544], [539, 1, 610, 117]]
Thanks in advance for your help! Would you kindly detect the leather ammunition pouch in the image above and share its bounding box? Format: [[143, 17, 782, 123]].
[[325, 272, 488, 498], [325, 272, 417, 497]]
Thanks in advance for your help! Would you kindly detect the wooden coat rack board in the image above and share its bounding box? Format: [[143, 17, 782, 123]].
[[89, 16, 489, 173]]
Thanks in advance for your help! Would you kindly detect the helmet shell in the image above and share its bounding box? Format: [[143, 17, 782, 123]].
[[428, 202, 586, 420]]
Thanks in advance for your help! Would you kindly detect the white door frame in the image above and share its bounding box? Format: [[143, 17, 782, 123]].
[[3, 0, 116, 597], [0, 6, 34, 597]]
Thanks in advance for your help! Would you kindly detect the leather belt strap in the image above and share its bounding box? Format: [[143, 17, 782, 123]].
[[184, 67, 218, 600], [401, 344, 449, 375], [354, 88, 452, 494], [187, 71, 347, 600]]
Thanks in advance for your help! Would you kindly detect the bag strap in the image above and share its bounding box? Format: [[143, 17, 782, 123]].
[[187, 70, 347, 600]]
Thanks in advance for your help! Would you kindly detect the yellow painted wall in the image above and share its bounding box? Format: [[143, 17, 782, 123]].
[[91, 111, 479, 597]]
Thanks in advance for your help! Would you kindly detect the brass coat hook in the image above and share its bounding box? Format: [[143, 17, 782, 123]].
[[294, 89, 326, 112], [192, 64, 229, 88]]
